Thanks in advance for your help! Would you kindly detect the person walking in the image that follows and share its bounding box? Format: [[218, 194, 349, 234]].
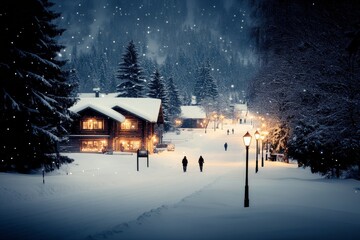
[[232, 128, 234, 134], [224, 142, 228, 151], [198, 155, 204, 172], [227, 129, 230, 135], [182, 156, 188, 172]]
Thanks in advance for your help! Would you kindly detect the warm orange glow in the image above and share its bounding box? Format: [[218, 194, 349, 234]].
[[121, 119, 138, 130], [243, 131, 252, 146], [81, 139, 107, 152], [82, 118, 103, 130], [254, 130, 260, 140]]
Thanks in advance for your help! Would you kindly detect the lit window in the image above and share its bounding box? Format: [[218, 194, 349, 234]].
[[81, 140, 107, 152], [82, 118, 104, 130], [118, 139, 141, 151], [121, 120, 138, 130]]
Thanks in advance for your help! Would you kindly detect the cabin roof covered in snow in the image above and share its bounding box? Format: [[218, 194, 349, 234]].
[[70, 93, 162, 122], [180, 105, 206, 119]]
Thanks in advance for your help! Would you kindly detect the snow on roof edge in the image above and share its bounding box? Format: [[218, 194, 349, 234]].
[[180, 105, 206, 119], [70, 102, 125, 122], [70, 95, 162, 123]]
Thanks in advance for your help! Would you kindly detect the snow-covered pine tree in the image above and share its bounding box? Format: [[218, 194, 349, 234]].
[[202, 61, 219, 103], [147, 67, 170, 130], [194, 61, 219, 110], [0, 0, 77, 172], [166, 76, 182, 129], [249, 0, 360, 178], [116, 40, 145, 97], [194, 65, 205, 104], [68, 69, 80, 98]]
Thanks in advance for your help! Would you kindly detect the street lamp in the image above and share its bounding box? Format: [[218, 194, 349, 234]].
[[243, 131, 252, 208], [254, 130, 260, 173], [261, 135, 265, 167]]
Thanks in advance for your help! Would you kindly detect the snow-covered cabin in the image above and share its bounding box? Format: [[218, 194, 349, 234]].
[[62, 93, 164, 154], [179, 106, 207, 128]]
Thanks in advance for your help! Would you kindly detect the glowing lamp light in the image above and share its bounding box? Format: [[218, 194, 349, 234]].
[[254, 130, 260, 140], [243, 131, 252, 147], [243, 131, 252, 208]]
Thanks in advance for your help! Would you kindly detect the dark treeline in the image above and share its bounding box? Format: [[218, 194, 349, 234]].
[[54, 0, 256, 103], [249, 0, 360, 178]]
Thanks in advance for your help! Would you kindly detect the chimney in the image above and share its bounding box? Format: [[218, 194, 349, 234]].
[[93, 87, 100, 98]]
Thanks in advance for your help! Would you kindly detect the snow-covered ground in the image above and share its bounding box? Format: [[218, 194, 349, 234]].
[[0, 123, 359, 240]]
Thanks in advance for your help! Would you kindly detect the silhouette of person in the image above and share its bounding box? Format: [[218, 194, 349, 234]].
[[198, 156, 204, 172], [232, 128, 234, 134], [227, 129, 230, 135], [224, 142, 228, 151], [182, 156, 188, 172]]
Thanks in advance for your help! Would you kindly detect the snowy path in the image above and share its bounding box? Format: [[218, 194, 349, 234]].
[[92, 162, 360, 240], [1, 124, 360, 240]]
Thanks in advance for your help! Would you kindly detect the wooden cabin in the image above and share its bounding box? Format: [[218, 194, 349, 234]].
[[179, 105, 207, 128], [62, 94, 164, 154]]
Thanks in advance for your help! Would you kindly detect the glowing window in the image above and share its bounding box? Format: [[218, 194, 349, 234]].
[[121, 120, 138, 130], [119, 140, 141, 151], [81, 140, 107, 152], [82, 118, 104, 130]]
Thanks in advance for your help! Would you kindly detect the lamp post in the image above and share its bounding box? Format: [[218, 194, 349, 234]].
[[243, 131, 252, 208], [261, 135, 265, 167], [254, 130, 260, 173]]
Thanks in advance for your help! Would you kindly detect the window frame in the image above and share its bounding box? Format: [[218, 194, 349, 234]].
[[120, 119, 138, 131], [81, 118, 104, 130]]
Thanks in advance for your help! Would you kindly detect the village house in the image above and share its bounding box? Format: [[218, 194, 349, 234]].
[[233, 103, 248, 124], [62, 93, 164, 154], [179, 105, 207, 128]]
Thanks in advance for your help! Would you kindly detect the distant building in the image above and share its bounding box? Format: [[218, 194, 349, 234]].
[[179, 106, 207, 128], [61, 93, 164, 154], [234, 103, 248, 124]]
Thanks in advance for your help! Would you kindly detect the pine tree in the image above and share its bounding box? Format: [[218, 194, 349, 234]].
[[166, 76, 182, 128], [0, 0, 77, 172], [147, 68, 170, 130], [194, 65, 206, 104], [116, 40, 145, 97], [68, 69, 80, 98], [250, 0, 360, 178], [194, 61, 219, 109], [167, 76, 182, 116], [202, 61, 219, 102]]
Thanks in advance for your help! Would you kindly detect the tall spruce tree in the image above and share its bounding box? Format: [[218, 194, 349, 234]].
[[147, 67, 170, 130], [194, 61, 219, 109], [0, 0, 77, 172], [203, 61, 219, 102], [166, 76, 182, 127], [116, 40, 145, 97], [194, 65, 205, 104]]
